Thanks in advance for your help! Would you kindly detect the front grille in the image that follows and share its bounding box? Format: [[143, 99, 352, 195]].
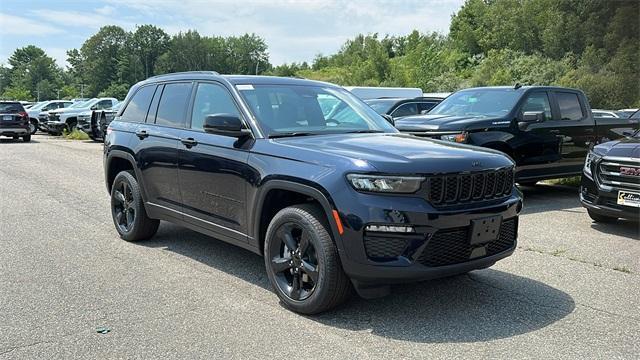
[[427, 168, 514, 206], [418, 218, 517, 267], [598, 158, 640, 191]]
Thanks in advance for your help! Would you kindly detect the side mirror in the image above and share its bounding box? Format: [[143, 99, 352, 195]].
[[521, 111, 544, 123], [203, 114, 250, 137], [90, 105, 98, 110], [420, 110, 429, 115], [382, 114, 395, 125], [518, 111, 544, 130]]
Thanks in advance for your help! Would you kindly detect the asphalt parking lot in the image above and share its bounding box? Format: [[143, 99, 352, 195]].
[[1, 135, 638, 359]]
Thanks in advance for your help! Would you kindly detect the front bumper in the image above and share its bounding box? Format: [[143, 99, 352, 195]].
[[46, 121, 66, 133], [580, 173, 640, 221], [334, 190, 522, 284]]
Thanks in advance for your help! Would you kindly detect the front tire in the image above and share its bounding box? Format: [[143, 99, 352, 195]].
[[264, 204, 351, 314], [587, 209, 617, 223], [110, 171, 159, 241], [22, 134, 31, 142]]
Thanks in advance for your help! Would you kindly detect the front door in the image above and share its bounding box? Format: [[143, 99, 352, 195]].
[[177, 81, 251, 242], [511, 91, 562, 179]]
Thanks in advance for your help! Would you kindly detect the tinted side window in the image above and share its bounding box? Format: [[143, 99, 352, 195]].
[[191, 83, 240, 130], [418, 101, 438, 113], [521, 92, 552, 121], [120, 86, 156, 122], [155, 82, 192, 128], [391, 103, 418, 117], [95, 100, 112, 110], [556, 92, 584, 121]]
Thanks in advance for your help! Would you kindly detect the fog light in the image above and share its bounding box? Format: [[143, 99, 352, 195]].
[[365, 225, 415, 233]]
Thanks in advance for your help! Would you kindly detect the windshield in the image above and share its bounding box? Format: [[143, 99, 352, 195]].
[[29, 101, 49, 110], [237, 84, 397, 137], [429, 89, 521, 117], [69, 98, 97, 108], [364, 99, 398, 114]]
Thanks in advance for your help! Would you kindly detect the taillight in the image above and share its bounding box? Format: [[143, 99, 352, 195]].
[[106, 126, 113, 135], [18, 111, 28, 119]]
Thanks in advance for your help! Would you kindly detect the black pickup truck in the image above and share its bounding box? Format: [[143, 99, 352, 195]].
[[395, 86, 640, 184]]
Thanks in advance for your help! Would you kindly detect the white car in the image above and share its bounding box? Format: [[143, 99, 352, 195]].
[[26, 100, 74, 134], [46, 98, 117, 134], [591, 109, 620, 118]]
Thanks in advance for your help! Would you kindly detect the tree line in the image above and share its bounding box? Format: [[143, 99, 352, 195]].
[[1, 0, 638, 109]]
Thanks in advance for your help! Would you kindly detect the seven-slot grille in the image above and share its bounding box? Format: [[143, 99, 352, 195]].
[[598, 157, 640, 191], [427, 168, 514, 206]]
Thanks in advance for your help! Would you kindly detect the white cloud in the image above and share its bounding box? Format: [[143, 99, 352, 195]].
[[0, 13, 64, 36], [95, 5, 116, 16], [29, 9, 136, 30]]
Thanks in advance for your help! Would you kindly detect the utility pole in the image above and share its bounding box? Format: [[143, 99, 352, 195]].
[[79, 84, 86, 98], [57, 89, 60, 99]]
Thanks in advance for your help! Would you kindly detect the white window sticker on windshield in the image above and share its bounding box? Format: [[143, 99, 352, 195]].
[[468, 97, 478, 103], [236, 84, 254, 91]]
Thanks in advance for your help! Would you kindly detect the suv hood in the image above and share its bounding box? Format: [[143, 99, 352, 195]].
[[49, 107, 87, 115], [593, 136, 640, 158], [394, 114, 508, 132], [266, 133, 514, 174]]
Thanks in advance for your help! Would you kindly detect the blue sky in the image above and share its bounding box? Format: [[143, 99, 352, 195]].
[[0, 0, 464, 68]]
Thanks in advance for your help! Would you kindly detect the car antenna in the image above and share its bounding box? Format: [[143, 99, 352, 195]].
[[514, 83, 522, 89]]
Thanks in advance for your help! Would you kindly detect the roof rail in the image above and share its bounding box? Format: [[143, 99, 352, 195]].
[[148, 71, 220, 80]]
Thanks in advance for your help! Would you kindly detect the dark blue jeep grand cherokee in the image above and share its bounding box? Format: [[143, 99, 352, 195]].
[[104, 72, 522, 314]]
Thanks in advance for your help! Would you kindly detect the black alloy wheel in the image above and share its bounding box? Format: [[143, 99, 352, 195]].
[[113, 180, 135, 233], [264, 204, 351, 314], [110, 171, 159, 241], [269, 222, 319, 301]]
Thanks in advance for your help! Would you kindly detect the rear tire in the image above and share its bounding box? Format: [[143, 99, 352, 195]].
[[264, 204, 351, 314], [22, 134, 31, 142], [29, 120, 37, 135], [587, 209, 617, 223], [110, 171, 159, 241]]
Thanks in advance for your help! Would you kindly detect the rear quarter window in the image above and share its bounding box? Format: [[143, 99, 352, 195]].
[[119, 86, 156, 122]]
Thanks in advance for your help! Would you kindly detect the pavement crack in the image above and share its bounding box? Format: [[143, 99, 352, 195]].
[[518, 246, 635, 274]]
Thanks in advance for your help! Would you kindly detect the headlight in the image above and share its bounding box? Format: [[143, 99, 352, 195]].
[[346, 174, 424, 193], [584, 152, 600, 177], [440, 132, 468, 143]]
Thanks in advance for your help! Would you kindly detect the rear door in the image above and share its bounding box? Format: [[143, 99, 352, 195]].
[[549, 91, 595, 172], [176, 81, 251, 242], [132, 82, 193, 217]]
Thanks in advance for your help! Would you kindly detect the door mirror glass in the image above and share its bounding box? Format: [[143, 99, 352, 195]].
[[203, 114, 250, 137], [382, 114, 394, 125]]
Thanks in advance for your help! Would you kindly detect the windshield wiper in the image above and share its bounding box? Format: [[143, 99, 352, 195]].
[[344, 130, 385, 134], [269, 132, 316, 138]]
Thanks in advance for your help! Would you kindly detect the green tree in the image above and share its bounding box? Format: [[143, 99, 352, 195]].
[[78, 25, 129, 96], [130, 25, 170, 78]]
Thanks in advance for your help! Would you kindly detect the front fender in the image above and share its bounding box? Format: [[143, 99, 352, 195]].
[[251, 178, 345, 256]]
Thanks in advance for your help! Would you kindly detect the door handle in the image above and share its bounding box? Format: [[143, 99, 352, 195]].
[[180, 137, 198, 147], [135, 130, 149, 139], [549, 129, 560, 134]]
